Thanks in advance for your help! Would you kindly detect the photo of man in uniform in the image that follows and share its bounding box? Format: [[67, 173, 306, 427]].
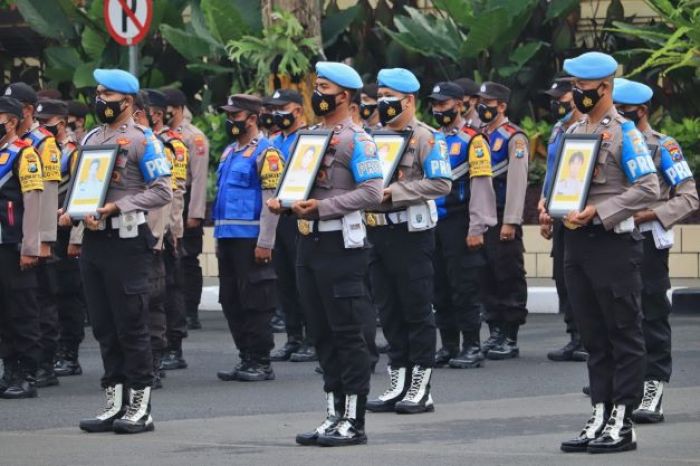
[[75, 158, 105, 202], [554, 151, 585, 197]]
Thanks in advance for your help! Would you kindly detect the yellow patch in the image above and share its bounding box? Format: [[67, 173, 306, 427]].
[[468, 136, 492, 178], [0, 153, 9, 165], [492, 138, 503, 152], [260, 149, 284, 189], [449, 142, 461, 155], [18, 149, 44, 193], [170, 140, 189, 181], [39, 138, 61, 182]]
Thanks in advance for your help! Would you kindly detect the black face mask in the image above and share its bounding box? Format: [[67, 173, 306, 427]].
[[225, 119, 246, 140], [273, 111, 295, 130], [43, 123, 59, 137], [461, 100, 471, 115], [477, 103, 498, 123], [259, 112, 275, 129], [618, 108, 641, 125], [312, 90, 340, 117], [433, 107, 458, 127], [378, 98, 405, 125], [95, 99, 124, 124], [550, 100, 572, 119], [359, 103, 377, 120], [0, 123, 6, 140], [572, 84, 603, 114]]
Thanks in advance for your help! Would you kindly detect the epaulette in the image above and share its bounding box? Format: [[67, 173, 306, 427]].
[[461, 125, 478, 138], [11, 138, 31, 149], [81, 126, 102, 145], [416, 120, 439, 134], [502, 122, 522, 135]]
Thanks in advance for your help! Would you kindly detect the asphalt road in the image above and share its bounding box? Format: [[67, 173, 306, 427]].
[[1, 312, 699, 466]]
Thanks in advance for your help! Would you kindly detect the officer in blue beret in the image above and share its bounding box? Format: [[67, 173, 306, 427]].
[[365, 68, 452, 415], [59, 68, 173, 434], [613, 78, 699, 425], [268, 61, 383, 447], [540, 52, 660, 454]]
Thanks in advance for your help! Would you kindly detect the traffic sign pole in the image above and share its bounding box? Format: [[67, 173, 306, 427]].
[[129, 45, 138, 76]]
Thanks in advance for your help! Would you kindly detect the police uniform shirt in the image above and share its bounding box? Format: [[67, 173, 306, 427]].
[[157, 127, 189, 239], [308, 117, 383, 219], [567, 106, 659, 229], [177, 122, 209, 221], [58, 135, 84, 247], [378, 116, 452, 212], [25, 127, 61, 244], [463, 106, 482, 130], [483, 118, 529, 225], [643, 128, 698, 229], [82, 118, 172, 213], [0, 138, 43, 256]]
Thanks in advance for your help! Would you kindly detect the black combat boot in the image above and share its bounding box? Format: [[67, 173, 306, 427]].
[[236, 357, 275, 382], [587, 405, 637, 453], [289, 342, 318, 362], [632, 380, 665, 424], [54, 348, 83, 376], [547, 332, 587, 362], [395, 365, 434, 414], [561, 403, 608, 452], [0, 364, 38, 399], [160, 341, 188, 371], [317, 394, 368, 447], [112, 387, 155, 434], [79, 384, 126, 432], [217, 352, 251, 381], [0, 359, 17, 392], [270, 339, 302, 362], [296, 392, 343, 445], [482, 322, 502, 355], [367, 366, 408, 412], [486, 323, 520, 360], [449, 332, 485, 369], [435, 329, 459, 367], [35, 362, 60, 388]]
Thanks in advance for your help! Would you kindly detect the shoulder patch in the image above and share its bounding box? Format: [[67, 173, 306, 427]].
[[659, 135, 692, 187], [469, 135, 492, 178], [18, 147, 44, 192], [513, 138, 527, 159], [621, 121, 656, 183], [260, 148, 284, 189]]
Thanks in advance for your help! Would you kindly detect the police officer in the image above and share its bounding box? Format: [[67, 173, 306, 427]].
[[539, 79, 588, 363], [214, 94, 283, 382], [365, 68, 452, 415], [265, 89, 317, 363], [259, 97, 280, 138], [453, 77, 481, 127], [0, 96, 43, 399], [359, 83, 381, 131], [613, 78, 699, 424], [269, 61, 383, 446], [162, 88, 209, 330], [477, 81, 529, 360], [428, 81, 496, 369], [67, 100, 89, 143], [62, 69, 172, 434], [543, 52, 659, 453], [148, 89, 190, 372]]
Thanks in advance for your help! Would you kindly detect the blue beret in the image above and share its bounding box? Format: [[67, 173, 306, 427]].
[[377, 68, 420, 94], [613, 78, 653, 105], [563, 52, 618, 80], [315, 62, 363, 90], [93, 69, 139, 94]]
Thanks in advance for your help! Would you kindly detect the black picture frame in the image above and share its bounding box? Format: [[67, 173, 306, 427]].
[[63, 144, 119, 220], [372, 130, 413, 187], [275, 130, 332, 207], [545, 134, 601, 218]]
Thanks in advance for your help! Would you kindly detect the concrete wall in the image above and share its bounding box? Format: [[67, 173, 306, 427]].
[[199, 225, 700, 279]]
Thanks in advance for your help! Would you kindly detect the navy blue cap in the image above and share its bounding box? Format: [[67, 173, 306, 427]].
[[361, 83, 378, 100], [315, 62, 363, 90], [563, 52, 618, 80], [93, 69, 139, 94], [377, 68, 420, 94], [478, 81, 511, 102], [544, 78, 573, 98], [428, 82, 464, 101], [266, 89, 303, 106], [453, 77, 480, 96], [0, 96, 23, 119], [4, 82, 37, 105], [35, 99, 68, 118], [67, 101, 89, 118], [613, 78, 653, 105], [162, 88, 187, 107], [145, 89, 167, 109]]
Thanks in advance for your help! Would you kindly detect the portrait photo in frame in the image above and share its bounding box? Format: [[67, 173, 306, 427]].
[[546, 134, 601, 218], [275, 130, 332, 207], [63, 145, 119, 219], [372, 130, 412, 187]]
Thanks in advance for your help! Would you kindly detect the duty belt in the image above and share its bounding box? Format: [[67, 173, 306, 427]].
[[364, 210, 408, 227], [297, 219, 342, 236], [110, 211, 147, 229]]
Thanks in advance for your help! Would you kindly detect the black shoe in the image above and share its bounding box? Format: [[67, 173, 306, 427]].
[[486, 324, 520, 360], [290, 343, 318, 362], [482, 324, 502, 355], [548, 333, 587, 362], [35, 366, 60, 388], [376, 341, 390, 354], [317, 394, 367, 447], [632, 380, 665, 424], [152, 373, 163, 390], [270, 340, 302, 362], [296, 392, 341, 446], [448, 345, 485, 369], [395, 366, 434, 414], [0, 359, 18, 392], [79, 385, 125, 432], [217, 356, 250, 381], [582, 385, 591, 396], [160, 350, 188, 371], [112, 387, 155, 434], [54, 357, 83, 376], [187, 316, 202, 330], [587, 405, 637, 454], [236, 362, 275, 382], [367, 366, 408, 413], [0, 373, 38, 399], [561, 403, 608, 452], [434, 347, 458, 367]]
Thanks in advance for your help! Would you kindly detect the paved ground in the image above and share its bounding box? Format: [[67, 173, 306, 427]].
[[1, 312, 699, 466]]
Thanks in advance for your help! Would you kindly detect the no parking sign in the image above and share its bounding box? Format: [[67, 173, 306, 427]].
[[104, 0, 153, 46]]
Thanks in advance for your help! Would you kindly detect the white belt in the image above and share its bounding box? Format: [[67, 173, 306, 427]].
[[364, 210, 408, 227], [111, 211, 146, 229], [297, 219, 343, 235]]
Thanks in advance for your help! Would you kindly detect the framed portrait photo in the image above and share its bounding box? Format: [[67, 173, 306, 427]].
[[372, 130, 412, 187], [64, 145, 119, 219], [546, 134, 601, 218], [275, 130, 332, 207]]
